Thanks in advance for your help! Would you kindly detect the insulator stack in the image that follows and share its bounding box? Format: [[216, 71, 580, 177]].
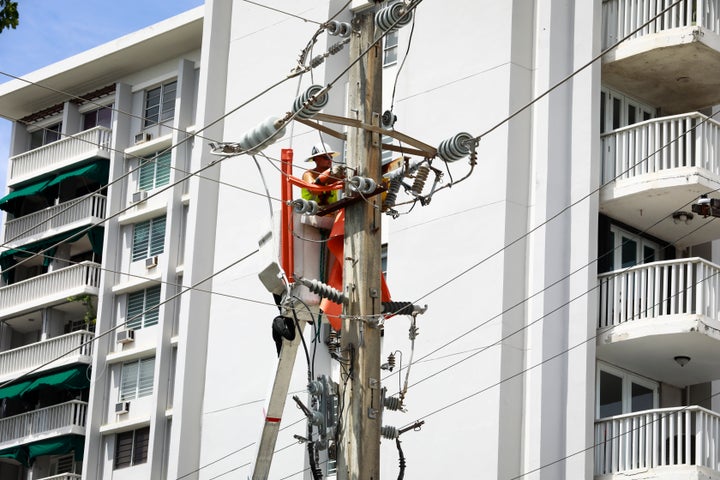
[[384, 395, 402, 411], [381, 425, 400, 440], [298, 278, 347, 304], [236, 116, 287, 154], [349, 176, 377, 194], [327, 330, 339, 354], [387, 352, 396, 371], [292, 84, 329, 119], [327, 20, 351, 37], [382, 301, 414, 315], [375, 2, 413, 32], [437, 132, 474, 162], [292, 198, 319, 215], [411, 166, 430, 195], [382, 176, 402, 210]]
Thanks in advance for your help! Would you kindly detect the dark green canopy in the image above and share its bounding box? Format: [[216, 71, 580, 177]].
[[20, 365, 90, 397], [0, 379, 33, 401], [0, 435, 84, 467], [0, 178, 52, 211], [46, 161, 109, 188]]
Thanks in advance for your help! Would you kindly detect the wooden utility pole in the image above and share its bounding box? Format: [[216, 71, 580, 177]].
[[338, 5, 384, 480]]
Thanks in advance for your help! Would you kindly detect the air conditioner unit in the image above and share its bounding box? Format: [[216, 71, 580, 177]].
[[131, 191, 148, 204], [115, 401, 130, 415], [134, 132, 151, 145], [116, 329, 135, 344], [145, 256, 158, 268]]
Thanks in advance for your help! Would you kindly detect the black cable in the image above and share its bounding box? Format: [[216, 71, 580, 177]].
[[395, 438, 406, 480]]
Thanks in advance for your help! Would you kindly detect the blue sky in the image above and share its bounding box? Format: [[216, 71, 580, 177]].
[[0, 0, 204, 195]]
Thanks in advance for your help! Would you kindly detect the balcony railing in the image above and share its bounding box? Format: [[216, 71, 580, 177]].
[[602, 0, 720, 50], [8, 126, 111, 184], [0, 401, 87, 449], [601, 112, 720, 184], [595, 406, 720, 475], [0, 330, 93, 379], [3, 194, 107, 245], [598, 258, 720, 328], [38, 475, 81, 480], [0, 262, 101, 318]]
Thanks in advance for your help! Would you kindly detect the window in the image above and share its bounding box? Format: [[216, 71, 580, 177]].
[[127, 286, 161, 329], [120, 357, 155, 401], [608, 225, 660, 270], [114, 426, 150, 469], [144, 80, 177, 128], [597, 363, 657, 418], [383, 30, 398, 66], [600, 88, 654, 133], [132, 216, 166, 262], [29, 122, 62, 149], [83, 105, 113, 130], [138, 152, 171, 191]]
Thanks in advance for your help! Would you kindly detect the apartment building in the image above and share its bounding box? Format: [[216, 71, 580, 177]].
[[1, 0, 720, 479]]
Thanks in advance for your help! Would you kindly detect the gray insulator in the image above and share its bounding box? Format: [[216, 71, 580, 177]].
[[437, 132, 474, 162], [237, 116, 286, 154], [382, 176, 402, 209], [381, 425, 399, 440], [411, 165, 430, 195], [309, 55, 325, 69], [375, 2, 413, 32], [384, 395, 402, 411], [382, 301, 414, 316], [292, 199, 319, 215], [327, 20, 350, 37], [327, 40, 346, 55], [292, 84, 329, 120], [349, 176, 377, 194], [298, 278, 347, 304]]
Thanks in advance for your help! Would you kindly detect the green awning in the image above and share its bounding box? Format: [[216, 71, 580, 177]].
[[27, 435, 85, 463], [0, 445, 29, 466], [0, 379, 33, 401], [46, 160, 109, 188], [0, 178, 53, 211], [20, 365, 90, 397]]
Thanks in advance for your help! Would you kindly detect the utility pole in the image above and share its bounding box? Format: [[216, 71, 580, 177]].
[[338, 5, 383, 479]]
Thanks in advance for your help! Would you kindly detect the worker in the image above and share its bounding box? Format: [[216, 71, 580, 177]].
[[301, 142, 344, 206]]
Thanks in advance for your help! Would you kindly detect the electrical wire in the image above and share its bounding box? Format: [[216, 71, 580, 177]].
[[239, 0, 322, 24]]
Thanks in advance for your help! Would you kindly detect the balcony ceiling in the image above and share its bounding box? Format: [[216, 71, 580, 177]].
[[597, 316, 720, 387], [600, 172, 720, 248], [603, 27, 720, 114], [0, 7, 203, 120]]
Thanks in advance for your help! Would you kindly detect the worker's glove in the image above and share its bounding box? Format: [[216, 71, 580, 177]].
[[331, 164, 347, 178]]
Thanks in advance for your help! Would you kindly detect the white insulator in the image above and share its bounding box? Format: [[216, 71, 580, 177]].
[[375, 2, 413, 32], [292, 84, 329, 120], [381, 425, 399, 440], [437, 132, 474, 162], [411, 165, 430, 195], [349, 176, 377, 194], [327, 20, 350, 37], [237, 116, 287, 154], [292, 199, 319, 215]]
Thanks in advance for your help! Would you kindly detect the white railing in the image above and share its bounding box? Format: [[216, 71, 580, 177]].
[[38, 475, 81, 480], [0, 330, 94, 378], [595, 406, 720, 475], [602, 0, 720, 49], [598, 258, 720, 328], [601, 112, 720, 184], [0, 401, 87, 448], [0, 262, 101, 314], [8, 126, 111, 182], [4, 194, 107, 245]]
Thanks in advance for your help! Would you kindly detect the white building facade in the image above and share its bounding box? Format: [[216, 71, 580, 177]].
[[0, 1, 719, 479]]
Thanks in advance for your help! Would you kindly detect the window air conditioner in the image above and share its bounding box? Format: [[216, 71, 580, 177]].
[[115, 401, 130, 415], [145, 256, 158, 268], [116, 329, 135, 344], [134, 132, 152, 145], [131, 191, 148, 204]]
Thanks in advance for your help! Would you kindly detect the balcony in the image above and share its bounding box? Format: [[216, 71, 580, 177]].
[[0, 400, 87, 451], [38, 475, 81, 480], [595, 406, 720, 478], [0, 331, 94, 384], [8, 126, 111, 187], [600, 113, 720, 247], [602, 0, 720, 112], [598, 258, 720, 386], [0, 262, 101, 320], [3, 194, 106, 248]]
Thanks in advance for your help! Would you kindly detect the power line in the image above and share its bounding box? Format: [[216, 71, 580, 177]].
[[240, 0, 322, 25]]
